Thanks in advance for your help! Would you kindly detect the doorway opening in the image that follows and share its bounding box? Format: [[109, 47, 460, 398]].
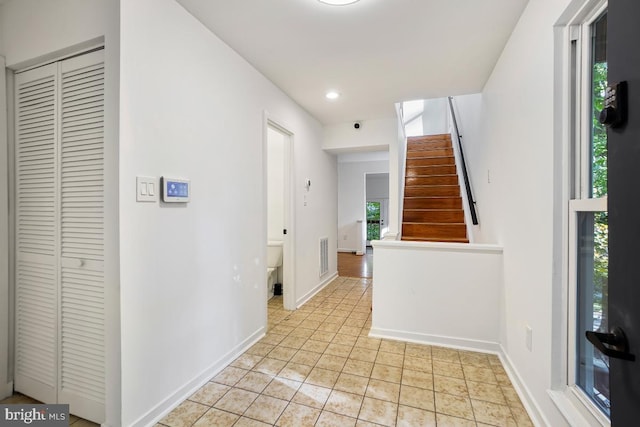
[[266, 118, 295, 312], [365, 173, 389, 248]]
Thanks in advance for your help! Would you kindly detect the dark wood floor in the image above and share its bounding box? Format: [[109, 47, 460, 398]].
[[337, 247, 373, 278]]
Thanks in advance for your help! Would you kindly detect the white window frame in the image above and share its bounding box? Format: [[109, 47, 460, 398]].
[[567, 198, 608, 426], [557, 1, 610, 426]]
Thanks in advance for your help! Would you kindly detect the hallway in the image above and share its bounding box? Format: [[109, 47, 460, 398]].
[[338, 248, 374, 278], [157, 276, 532, 426]]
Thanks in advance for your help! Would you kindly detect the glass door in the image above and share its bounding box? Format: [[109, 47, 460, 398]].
[[366, 201, 381, 245]]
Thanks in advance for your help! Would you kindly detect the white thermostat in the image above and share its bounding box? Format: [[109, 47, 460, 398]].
[[161, 177, 190, 203]]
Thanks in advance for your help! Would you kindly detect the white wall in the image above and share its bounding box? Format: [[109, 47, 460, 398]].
[[338, 160, 388, 253], [0, 0, 110, 69], [366, 174, 389, 200], [267, 127, 285, 241], [119, 1, 337, 425], [449, 93, 484, 242], [390, 105, 407, 241], [0, 1, 121, 424], [403, 98, 450, 137], [323, 117, 396, 153], [371, 241, 503, 351], [459, 0, 574, 425]]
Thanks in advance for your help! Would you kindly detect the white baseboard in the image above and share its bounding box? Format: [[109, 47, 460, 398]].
[[355, 251, 364, 256], [369, 327, 501, 354], [1, 381, 13, 399], [337, 248, 356, 253], [368, 328, 546, 426], [498, 346, 549, 427], [134, 327, 265, 427], [296, 272, 338, 308]]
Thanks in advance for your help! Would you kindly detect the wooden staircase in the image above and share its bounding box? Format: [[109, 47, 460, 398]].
[[402, 134, 469, 243]]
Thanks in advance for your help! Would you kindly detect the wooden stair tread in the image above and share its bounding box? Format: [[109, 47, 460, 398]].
[[402, 221, 466, 227], [406, 154, 455, 160], [408, 134, 451, 142], [405, 184, 459, 188], [401, 236, 470, 243]]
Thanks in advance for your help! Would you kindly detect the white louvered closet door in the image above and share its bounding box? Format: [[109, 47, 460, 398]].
[[14, 49, 105, 424], [14, 62, 59, 406]]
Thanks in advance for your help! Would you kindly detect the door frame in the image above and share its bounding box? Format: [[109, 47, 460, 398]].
[[0, 55, 12, 399], [365, 198, 388, 246], [264, 112, 296, 311]]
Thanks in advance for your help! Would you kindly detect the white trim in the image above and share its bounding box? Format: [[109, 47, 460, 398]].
[[11, 38, 104, 73], [569, 197, 607, 212], [0, 55, 10, 400], [296, 272, 338, 309], [499, 348, 549, 427], [566, 197, 607, 390], [372, 239, 503, 254], [138, 327, 266, 427], [554, 0, 610, 424], [263, 111, 297, 311], [337, 248, 357, 253], [366, 329, 546, 427], [548, 387, 610, 426], [368, 327, 501, 354]]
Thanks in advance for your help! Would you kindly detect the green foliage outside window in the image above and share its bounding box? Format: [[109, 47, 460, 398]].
[[366, 202, 381, 241], [592, 61, 608, 332]]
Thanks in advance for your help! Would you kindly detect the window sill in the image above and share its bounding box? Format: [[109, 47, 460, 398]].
[[548, 387, 610, 427]]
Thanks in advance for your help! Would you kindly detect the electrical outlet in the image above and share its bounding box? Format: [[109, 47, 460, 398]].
[[343, 234, 348, 240], [526, 326, 533, 351], [487, 169, 491, 184]]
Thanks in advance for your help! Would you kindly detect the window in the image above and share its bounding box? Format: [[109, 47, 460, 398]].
[[567, 3, 610, 422]]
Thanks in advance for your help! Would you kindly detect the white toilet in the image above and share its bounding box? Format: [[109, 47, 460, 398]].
[[267, 241, 283, 299]]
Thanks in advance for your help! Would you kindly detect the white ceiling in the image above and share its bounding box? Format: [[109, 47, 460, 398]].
[[176, 0, 529, 125]]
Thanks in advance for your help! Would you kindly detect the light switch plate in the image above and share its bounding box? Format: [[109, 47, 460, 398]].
[[137, 176, 157, 202]]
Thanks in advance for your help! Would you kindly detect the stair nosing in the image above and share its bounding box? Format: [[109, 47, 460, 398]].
[[405, 184, 459, 187], [402, 222, 466, 225], [403, 208, 464, 211], [403, 196, 462, 199]]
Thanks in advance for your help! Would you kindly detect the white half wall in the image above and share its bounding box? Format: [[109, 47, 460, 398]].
[[338, 159, 388, 253], [323, 117, 396, 153], [119, 0, 337, 425], [371, 241, 503, 352]]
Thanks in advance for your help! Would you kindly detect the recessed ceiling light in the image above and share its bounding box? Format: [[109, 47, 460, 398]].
[[326, 91, 340, 100], [318, 0, 360, 5]]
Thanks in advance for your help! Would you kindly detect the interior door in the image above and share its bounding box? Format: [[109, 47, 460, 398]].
[[605, 0, 640, 423], [14, 49, 105, 423], [14, 62, 59, 406]]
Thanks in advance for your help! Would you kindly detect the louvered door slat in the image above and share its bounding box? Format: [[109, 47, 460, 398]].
[[14, 63, 58, 405], [58, 50, 105, 423]]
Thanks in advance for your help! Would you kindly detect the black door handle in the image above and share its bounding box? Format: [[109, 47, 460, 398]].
[[586, 327, 636, 361]]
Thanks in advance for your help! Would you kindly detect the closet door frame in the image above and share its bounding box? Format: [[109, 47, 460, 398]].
[[11, 47, 106, 424]]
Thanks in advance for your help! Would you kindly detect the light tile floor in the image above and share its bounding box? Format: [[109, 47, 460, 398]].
[[157, 276, 533, 426]]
